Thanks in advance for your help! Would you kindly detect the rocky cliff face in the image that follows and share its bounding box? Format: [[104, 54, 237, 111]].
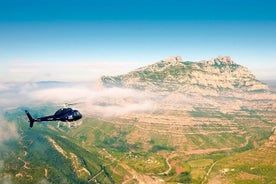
[[100, 56, 270, 96]]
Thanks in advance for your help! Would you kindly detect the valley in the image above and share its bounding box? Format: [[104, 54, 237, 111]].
[[0, 56, 275, 183], [2, 101, 274, 183]]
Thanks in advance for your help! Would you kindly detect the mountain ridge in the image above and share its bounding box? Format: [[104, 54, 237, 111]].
[[100, 56, 270, 96]]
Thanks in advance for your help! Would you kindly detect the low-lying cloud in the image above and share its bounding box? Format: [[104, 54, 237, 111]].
[[0, 82, 155, 117], [0, 114, 19, 146], [29, 85, 155, 117]]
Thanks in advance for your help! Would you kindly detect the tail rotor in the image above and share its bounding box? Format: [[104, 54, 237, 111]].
[[25, 110, 36, 128]]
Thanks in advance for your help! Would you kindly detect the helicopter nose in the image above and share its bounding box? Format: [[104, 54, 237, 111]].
[[77, 112, 82, 120], [74, 111, 82, 120]]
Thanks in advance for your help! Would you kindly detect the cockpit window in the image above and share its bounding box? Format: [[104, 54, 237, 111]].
[[74, 111, 81, 116]]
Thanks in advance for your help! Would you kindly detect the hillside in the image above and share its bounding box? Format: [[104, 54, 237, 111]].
[[99, 56, 274, 123], [0, 56, 275, 183], [101, 56, 270, 96]]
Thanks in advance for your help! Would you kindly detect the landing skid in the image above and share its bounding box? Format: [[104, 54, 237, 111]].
[[57, 120, 83, 128]]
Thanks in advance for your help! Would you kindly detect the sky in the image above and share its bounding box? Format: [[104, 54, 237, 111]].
[[0, 0, 276, 82]]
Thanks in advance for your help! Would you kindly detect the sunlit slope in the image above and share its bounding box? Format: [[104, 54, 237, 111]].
[[1, 108, 127, 184], [1, 99, 275, 183], [68, 108, 275, 183], [1, 56, 275, 183], [101, 56, 270, 94], [208, 129, 276, 184]]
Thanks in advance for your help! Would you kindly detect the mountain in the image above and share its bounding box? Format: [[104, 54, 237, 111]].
[[100, 56, 270, 96], [1, 56, 275, 184], [263, 80, 276, 92]]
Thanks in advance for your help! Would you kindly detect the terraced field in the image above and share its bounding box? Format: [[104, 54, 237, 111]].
[[1, 100, 275, 183]]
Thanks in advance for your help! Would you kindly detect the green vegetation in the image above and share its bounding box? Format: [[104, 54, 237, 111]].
[[209, 147, 276, 183], [150, 145, 175, 153], [1, 103, 275, 183], [176, 171, 192, 183]]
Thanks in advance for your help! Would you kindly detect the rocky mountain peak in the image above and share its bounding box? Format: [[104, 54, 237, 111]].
[[162, 56, 183, 63], [100, 56, 270, 96], [202, 56, 235, 65]]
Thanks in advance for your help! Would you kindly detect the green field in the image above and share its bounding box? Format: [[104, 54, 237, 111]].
[[1, 104, 275, 183]]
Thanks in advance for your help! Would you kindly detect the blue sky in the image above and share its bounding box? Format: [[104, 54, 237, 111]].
[[0, 0, 276, 82]]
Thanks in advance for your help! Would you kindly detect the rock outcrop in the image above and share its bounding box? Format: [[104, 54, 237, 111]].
[[100, 56, 270, 97]]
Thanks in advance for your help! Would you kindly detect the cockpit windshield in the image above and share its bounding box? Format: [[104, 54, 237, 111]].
[[73, 111, 82, 117]]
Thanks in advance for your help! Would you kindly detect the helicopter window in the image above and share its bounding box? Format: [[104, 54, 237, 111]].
[[74, 111, 81, 116]]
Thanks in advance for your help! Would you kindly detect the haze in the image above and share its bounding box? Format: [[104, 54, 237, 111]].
[[0, 0, 276, 82], [1, 0, 276, 151]]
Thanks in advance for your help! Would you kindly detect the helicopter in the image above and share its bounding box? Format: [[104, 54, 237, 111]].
[[25, 107, 82, 128]]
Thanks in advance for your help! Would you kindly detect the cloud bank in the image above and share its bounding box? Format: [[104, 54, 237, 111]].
[[29, 85, 155, 117], [0, 114, 18, 146], [0, 82, 155, 117]]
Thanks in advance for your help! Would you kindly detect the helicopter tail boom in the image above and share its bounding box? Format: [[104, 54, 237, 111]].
[[25, 110, 36, 128]]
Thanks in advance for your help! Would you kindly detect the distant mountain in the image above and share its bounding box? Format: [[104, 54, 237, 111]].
[[100, 56, 270, 97], [262, 80, 276, 92]]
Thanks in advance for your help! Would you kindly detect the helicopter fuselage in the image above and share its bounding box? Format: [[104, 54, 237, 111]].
[[25, 108, 82, 127]]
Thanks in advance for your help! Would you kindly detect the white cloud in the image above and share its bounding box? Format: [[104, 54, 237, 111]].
[[0, 114, 19, 146], [0, 82, 155, 118], [28, 85, 155, 117], [0, 84, 10, 91], [29, 86, 92, 104], [0, 175, 13, 184], [91, 101, 153, 117]]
